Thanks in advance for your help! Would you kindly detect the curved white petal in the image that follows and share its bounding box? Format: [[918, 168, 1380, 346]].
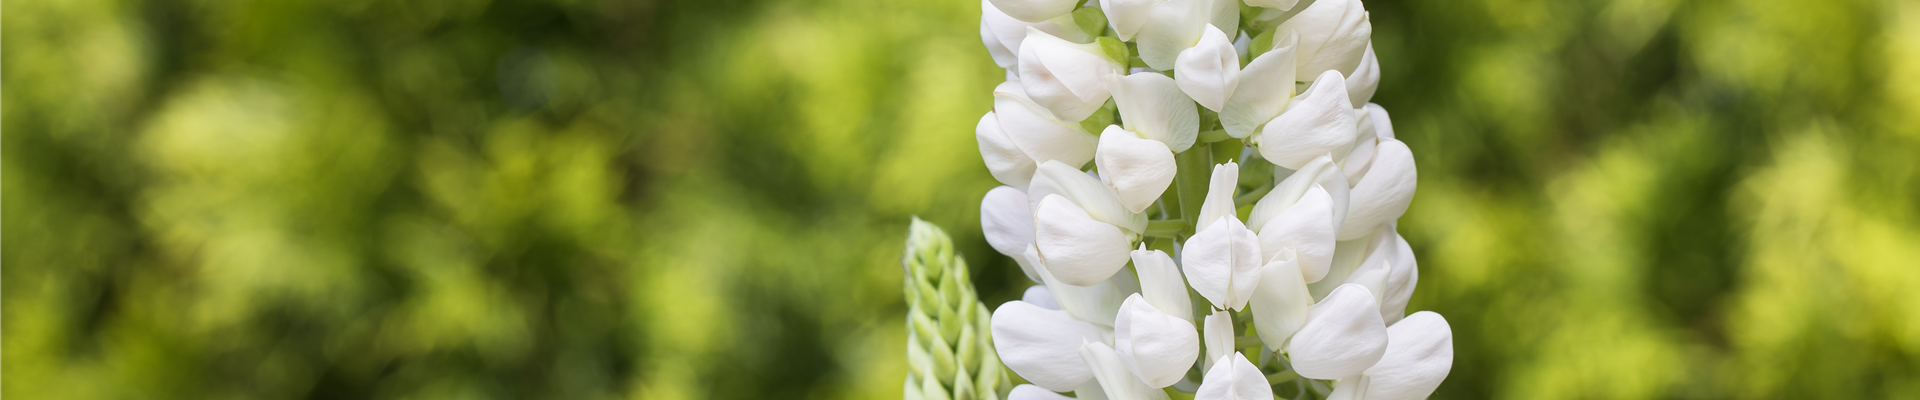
[[1286, 284, 1389, 379], [979, 111, 1042, 188], [994, 82, 1098, 169], [984, 186, 1042, 281], [1020, 28, 1120, 121], [1175, 24, 1240, 112], [1010, 384, 1077, 400], [1194, 162, 1240, 233], [1194, 352, 1272, 400], [1111, 72, 1199, 152], [1030, 161, 1147, 235], [1102, 0, 1161, 40], [1221, 31, 1297, 138], [1034, 195, 1135, 286], [1345, 43, 1379, 108], [1096, 127, 1178, 214], [983, 0, 1077, 69], [983, 19, 1018, 70], [1310, 223, 1390, 299], [1276, 0, 1372, 78], [1341, 111, 1378, 186], [1339, 138, 1415, 240], [1035, 250, 1139, 327], [1134, 0, 1212, 70], [1081, 342, 1174, 400], [1356, 311, 1453, 399], [1024, 284, 1062, 310], [1244, 0, 1298, 11], [1131, 246, 1193, 322], [1256, 184, 1337, 282], [1202, 308, 1235, 371], [989, 0, 1081, 23], [1248, 155, 1335, 230], [1366, 103, 1395, 140], [1115, 295, 1201, 388], [1183, 216, 1262, 310], [1363, 230, 1418, 325], [1254, 70, 1358, 169], [1345, 258, 1390, 306], [1250, 249, 1313, 347], [992, 300, 1107, 391]]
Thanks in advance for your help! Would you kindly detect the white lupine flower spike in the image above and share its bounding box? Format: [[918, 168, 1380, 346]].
[[957, 2, 1451, 399]]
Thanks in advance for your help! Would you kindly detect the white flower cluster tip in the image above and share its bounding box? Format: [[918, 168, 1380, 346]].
[[974, 0, 1452, 398]]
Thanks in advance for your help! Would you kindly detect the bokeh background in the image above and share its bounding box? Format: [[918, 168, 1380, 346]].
[[7, 0, 1920, 398]]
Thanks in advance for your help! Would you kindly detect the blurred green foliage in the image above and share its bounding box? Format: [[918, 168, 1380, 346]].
[[4, 0, 1919, 399]]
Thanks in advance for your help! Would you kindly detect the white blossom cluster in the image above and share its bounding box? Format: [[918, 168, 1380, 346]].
[[972, 0, 1453, 399]]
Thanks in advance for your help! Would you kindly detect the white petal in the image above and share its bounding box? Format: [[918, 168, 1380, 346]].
[[1183, 216, 1263, 310], [1194, 352, 1272, 400], [1366, 103, 1395, 140], [1207, 0, 1241, 40], [992, 300, 1108, 391], [1134, 0, 1212, 70], [1030, 161, 1147, 235], [1310, 223, 1390, 299], [1256, 184, 1337, 282], [983, 185, 1038, 259], [1194, 162, 1240, 233], [995, 82, 1098, 169], [1096, 127, 1178, 214], [989, 0, 1081, 23], [1254, 70, 1358, 169], [1024, 284, 1063, 310], [1131, 246, 1193, 322], [1111, 72, 1199, 152], [1202, 309, 1235, 371], [1175, 24, 1240, 112], [1345, 43, 1379, 108], [983, 19, 1018, 70], [1221, 31, 1297, 138], [1010, 384, 1078, 400], [1020, 28, 1119, 121], [1276, 0, 1371, 78], [1250, 249, 1313, 348], [979, 112, 1041, 188], [1247, 155, 1346, 233], [1358, 311, 1453, 400], [1345, 258, 1390, 306], [1035, 195, 1135, 286], [1244, 0, 1298, 11], [1339, 138, 1415, 240], [1115, 295, 1201, 388], [1081, 342, 1174, 400], [1341, 111, 1378, 186], [1101, 0, 1159, 40], [1035, 247, 1141, 327], [1369, 230, 1418, 325], [1286, 284, 1388, 379]]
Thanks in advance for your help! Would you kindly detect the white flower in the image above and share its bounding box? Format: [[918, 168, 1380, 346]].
[[1033, 251, 1139, 327], [1202, 309, 1235, 370], [1276, 0, 1372, 78], [1029, 161, 1145, 286], [1249, 248, 1314, 347], [982, 185, 1041, 281], [1111, 72, 1199, 152], [981, 0, 1081, 72], [1134, 0, 1212, 70], [1175, 24, 1240, 112], [1023, 284, 1062, 310], [1019, 28, 1123, 122], [1096, 126, 1178, 214], [986, 82, 1097, 188], [1351, 228, 1418, 324], [1130, 246, 1193, 322], [1254, 70, 1358, 169], [1286, 283, 1389, 379], [988, 0, 1081, 23], [1338, 137, 1415, 240], [1194, 352, 1272, 400], [1221, 30, 1298, 139], [1113, 294, 1200, 388], [1102, 0, 1161, 41], [1326, 312, 1453, 400], [1080, 342, 1175, 400], [1254, 184, 1337, 283], [1248, 155, 1351, 239], [1183, 163, 1263, 310], [1243, 0, 1298, 12], [1010, 384, 1076, 400], [1345, 43, 1380, 108], [991, 300, 1109, 391]]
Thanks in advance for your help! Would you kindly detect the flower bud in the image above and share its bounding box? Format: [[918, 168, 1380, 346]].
[[1277, 0, 1372, 78], [1130, 246, 1193, 322], [1019, 28, 1122, 122], [1254, 70, 1358, 169], [1175, 24, 1240, 112], [1202, 310, 1235, 371]]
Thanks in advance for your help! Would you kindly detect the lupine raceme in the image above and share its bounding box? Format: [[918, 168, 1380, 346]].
[[905, 218, 1013, 400], [966, 0, 1455, 398]]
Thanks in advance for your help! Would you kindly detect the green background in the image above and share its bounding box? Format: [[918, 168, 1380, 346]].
[[7, 0, 1920, 398]]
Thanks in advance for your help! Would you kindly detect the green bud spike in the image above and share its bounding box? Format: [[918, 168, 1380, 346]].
[[903, 218, 1010, 400]]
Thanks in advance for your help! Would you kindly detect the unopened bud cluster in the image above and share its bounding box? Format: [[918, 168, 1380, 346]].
[[905, 218, 1013, 400], [972, 0, 1454, 398]]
